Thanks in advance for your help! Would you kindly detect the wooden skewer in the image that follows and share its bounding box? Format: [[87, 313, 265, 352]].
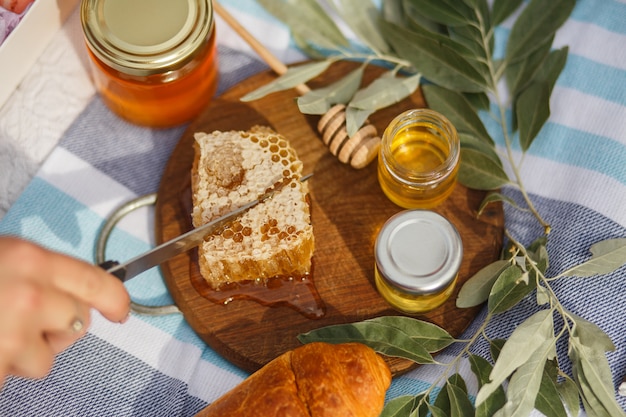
[[213, 1, 380, 169]]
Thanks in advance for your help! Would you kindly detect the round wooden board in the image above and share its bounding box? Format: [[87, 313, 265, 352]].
[[155, 61, 504, 376]]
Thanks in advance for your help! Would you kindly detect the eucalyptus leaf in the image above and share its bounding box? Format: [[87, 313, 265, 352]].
[[365, 316, 455, 352], [463, 92, 490, 112], [478, 192, 519, 217], [469, 355, 507, 417], [456, 259, 510, 308], [298, 321, 435, 364], [491, 0, 524, 25], [570, 336, 626, 417], [241, 61, 333, 101], [329, 0, 390, 54], [505, 35, 553, 97], [346, 71, 421, 136], [459, 133, 501, 166], [349, 72, 422, 111], [402, 0, 447, 34], [534, 47, 569, 94], [427, 404, 449, 417], [433, 380, 452, 415], [557, 375, 581, 417], [256, 0, 349, 50], [536, 285, 550, 305], [475, 309, 554, 406], [570, 312, 615, 352], [345, 106, 375, 137], [493, 339, 555, 417], [505, 0, 576, 63], [458, 148, 510, 190], [296, 66, 364, 115], [292, 32, 327, 60], [380, 395, 421, 417], [404, 0, 473, 27], [562, 238, 626, 277], [489, 338, 506, 362], [535, 360, 568, 417], [447, 382, 475, 417], [423, 85, 492, 143], [516, 81, 551, 152], [488, 264, 536, 314], [380, 21, 488, 92]]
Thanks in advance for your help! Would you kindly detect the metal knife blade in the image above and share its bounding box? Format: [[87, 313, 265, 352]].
[[102, 174, 312, 282]]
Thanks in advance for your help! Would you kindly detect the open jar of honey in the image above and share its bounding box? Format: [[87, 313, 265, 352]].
[[80, 0, 219, 128], [378, 109, 460, 209], [374, 210, 463, 314]]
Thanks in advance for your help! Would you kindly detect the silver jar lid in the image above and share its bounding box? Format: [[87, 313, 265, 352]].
[[375, 210, 463, 294], [81, 0, 213, 76]]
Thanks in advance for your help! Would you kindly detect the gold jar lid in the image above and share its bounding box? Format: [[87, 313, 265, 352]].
[[375, 210, 463, 294], [81, 0, 213, 76]]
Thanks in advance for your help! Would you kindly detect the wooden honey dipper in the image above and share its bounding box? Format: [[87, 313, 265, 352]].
[[214, 1, 381, 169]]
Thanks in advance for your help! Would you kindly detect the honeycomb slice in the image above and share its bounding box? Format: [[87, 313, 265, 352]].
[[191, 126, 314, 289]]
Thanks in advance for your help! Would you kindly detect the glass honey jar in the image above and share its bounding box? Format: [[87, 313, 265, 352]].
[[378, 109, 460, 209], [80, 0, 219, 128], [374, 210, 463, 314]]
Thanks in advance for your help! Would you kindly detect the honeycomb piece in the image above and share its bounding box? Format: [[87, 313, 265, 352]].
[[191, 126, 314, 289]]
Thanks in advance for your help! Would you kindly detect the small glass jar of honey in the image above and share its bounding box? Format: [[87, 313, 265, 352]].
[[374, 210, 462, 314], [378, 109, 460, 209], [80, 0, 219, 128]]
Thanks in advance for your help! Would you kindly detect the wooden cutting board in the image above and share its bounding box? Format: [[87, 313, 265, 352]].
[[154, 61, 504, 375]]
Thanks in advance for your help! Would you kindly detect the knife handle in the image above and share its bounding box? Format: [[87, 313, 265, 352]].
[[98, 260, 126, 281]]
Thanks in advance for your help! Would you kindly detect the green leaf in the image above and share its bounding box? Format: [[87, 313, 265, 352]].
[[422, 85, 492, 143], [489, 339, 506, 362], [469, 355, 507, 417], [570, 312, 615, 352], [562, 238, 626, 277], [463, 92, 490, 112], [256, 0, 349, 50], [365, 316, 455, 352], [405, 0, 474, 27], [534, 47, 569, 94], [381, 21, 488, 92], [516, 81, 551, 152], [329, 0, 390, 54], [298, 321, 435, 364], [459, 148, 510, 190], [491, 0, 524, 25], [459, 133, 501, 166], [505, 35, 553, 97], [478, 192, 519, 217], [447, 382, 475, 417], [488, 264, 536, 315], [346, 71, 421, 136], [570, 336, 626, 417], [505, 0, 576, 62], [297, 66, 364, 115], [476, 309, 554, 406], [456, 259, 510, 308], [380, 395, 422, 417], [494, 339, 556, 417], [535, 360, 568, 417], [241, 61, 333, 101], [556, 375, 581, 417]]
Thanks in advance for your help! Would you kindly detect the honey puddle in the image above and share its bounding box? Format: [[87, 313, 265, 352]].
[[189, 256, 325, 319]]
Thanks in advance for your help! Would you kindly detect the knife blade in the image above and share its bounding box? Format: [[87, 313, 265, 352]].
[[100, 174, 312, 282]]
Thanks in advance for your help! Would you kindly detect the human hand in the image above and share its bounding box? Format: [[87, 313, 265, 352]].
[[0, 237, 130, 386]]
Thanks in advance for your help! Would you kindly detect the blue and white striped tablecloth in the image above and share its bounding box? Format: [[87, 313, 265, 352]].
[[0, 1, 625, 415]]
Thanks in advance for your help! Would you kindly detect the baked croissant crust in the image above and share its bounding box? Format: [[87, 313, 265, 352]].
[[197, 342, 392, 417]]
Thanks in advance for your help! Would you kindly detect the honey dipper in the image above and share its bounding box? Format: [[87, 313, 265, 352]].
[[213, 1, 381, 169]]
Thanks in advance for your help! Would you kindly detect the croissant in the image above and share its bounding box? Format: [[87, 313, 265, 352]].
[[196, 342, 392, 417]]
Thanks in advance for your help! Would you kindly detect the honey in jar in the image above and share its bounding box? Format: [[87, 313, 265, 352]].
[[374, 210, 462, 314], [80, 0, 219, 127], [378, 109, 460, 209]]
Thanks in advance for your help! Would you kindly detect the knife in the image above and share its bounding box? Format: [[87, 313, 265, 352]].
[[100, 174, 312, 282]]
